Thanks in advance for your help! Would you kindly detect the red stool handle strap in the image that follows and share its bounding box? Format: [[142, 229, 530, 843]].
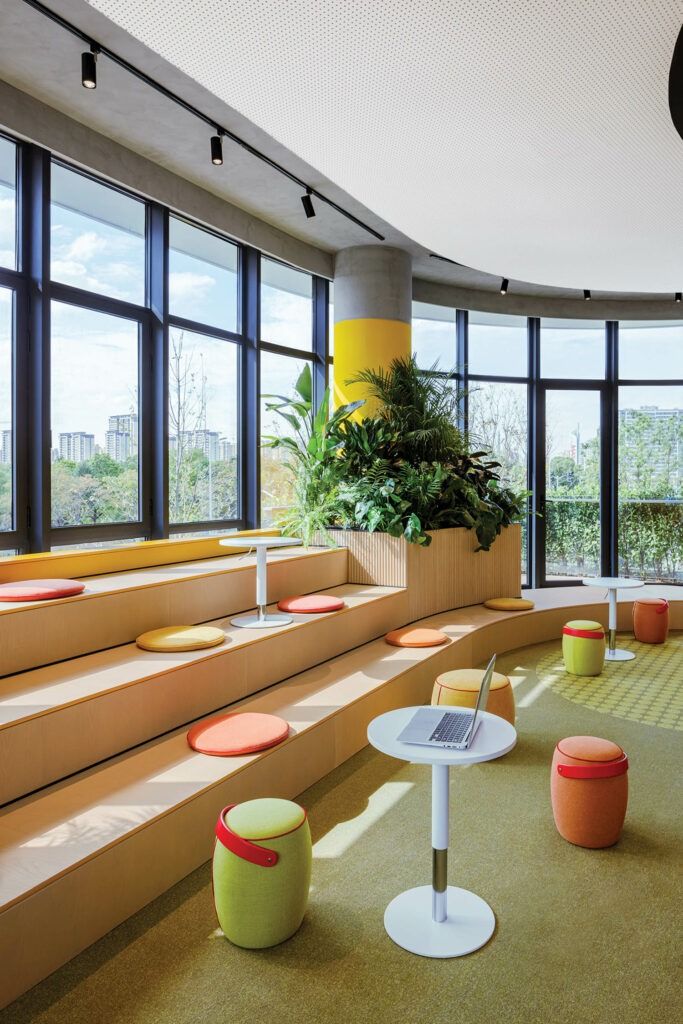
[[562, 626, 605, 640], [656, 600, 669, 615], [557, 755, 628, 780], [215, 805, 279, 867]]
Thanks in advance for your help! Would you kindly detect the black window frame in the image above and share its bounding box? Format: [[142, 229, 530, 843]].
[[0, 133, 331, 554]]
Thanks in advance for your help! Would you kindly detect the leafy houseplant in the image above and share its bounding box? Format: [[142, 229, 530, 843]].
[[263, 356, 527, 550]]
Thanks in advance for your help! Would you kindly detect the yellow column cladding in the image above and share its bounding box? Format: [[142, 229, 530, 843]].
[[333, 318, 411, 415]]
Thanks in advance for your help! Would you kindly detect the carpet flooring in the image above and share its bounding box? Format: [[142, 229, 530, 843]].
[[4, 638, 682, 1024]]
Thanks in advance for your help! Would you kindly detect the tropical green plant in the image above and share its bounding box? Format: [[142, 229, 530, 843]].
[[263, 355, 527, 550], [262, 363, 362, 545]]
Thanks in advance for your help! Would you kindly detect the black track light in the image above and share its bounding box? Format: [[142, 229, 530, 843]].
[[210, 132, 224, 166], [81, 45, 99, 89], [676, 292, 682, 303], [500, 278, 509, 295], [301, 188, 316, 219], [584, 289, 591, 301]]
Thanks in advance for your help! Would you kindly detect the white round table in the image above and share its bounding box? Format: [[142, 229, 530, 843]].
[[367, 706, 516, 958], [581, 576, 644, 661], [219, 536, 302, 628]]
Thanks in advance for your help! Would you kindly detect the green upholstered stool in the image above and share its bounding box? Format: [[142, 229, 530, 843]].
[[562, 621, 606, 676], [213, 798, 312, 948]]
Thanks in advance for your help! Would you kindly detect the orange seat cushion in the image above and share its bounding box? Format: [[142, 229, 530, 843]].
[[556, 735, 624, 763], [385, 627, 449, 648], [0, 578, 85, 602], [187, 712, 289, 756], [277, 594, 345, 613]]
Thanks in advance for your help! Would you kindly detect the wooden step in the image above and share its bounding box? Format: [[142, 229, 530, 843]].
[[0, 583, 406, 804], [1, 585, 678, 1009], [0, 546, 347, 676]]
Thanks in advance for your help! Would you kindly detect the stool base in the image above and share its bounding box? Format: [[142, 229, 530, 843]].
[[230, 613, 292, 629], [384, 885, 495, 958], [605, 648, 635, 662]]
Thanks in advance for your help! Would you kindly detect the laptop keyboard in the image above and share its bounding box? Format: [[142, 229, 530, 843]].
[[430, 711, 473, 745]]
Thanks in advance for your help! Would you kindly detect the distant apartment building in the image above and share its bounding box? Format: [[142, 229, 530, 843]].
[[171, 429, 220, 461], [0, 429, 11, 465], [105, 430, 131, 462], [59, 432, 95, 462], [218, 438, 237, 461], [108, 414, 138, 455]]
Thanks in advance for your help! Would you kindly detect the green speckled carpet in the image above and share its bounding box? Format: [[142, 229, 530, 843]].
[[4, 638, 682, 1024]]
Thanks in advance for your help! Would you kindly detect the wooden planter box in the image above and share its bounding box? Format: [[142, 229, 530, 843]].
[[320, 525, 522, 623]]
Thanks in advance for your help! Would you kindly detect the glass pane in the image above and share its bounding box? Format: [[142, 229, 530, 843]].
[[51, 163, 146, 305], [0, 287, 13, 531], [51, 303, 140, 527], [169, 217, 239, 332], [618, 386, 683, 583], [545, 389, 601, 580], [412, 301, 456, 371], [260, 351, 308, 526], [168, 327, 239, 524], [0, 136, 17, 270], [541, 319, 605, 379], [618, 321, 683, 380], [261, 258, 312, 351], [468, 381, 528, 581], [468, 312, 527, 376], [328, 282, 334, 358]]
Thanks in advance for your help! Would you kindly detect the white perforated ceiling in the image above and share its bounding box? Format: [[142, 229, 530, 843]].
[[85, 0, 683, 292]]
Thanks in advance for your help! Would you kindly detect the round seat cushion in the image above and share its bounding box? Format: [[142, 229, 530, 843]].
[[484, 597, 535, 611], [277, 594, 345, 614], [564, 619, 604, 633], [187, 712, 289, 755], [136, 625, 225, 652], [385, 627, 449, 648], [0, 578, 85, 602], [226, 798, 306, 840], [432, 667, 515, 725], [556, 735, 624, 764]]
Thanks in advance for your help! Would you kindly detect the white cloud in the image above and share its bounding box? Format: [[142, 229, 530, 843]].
[[61, 231, 107, 263], [169, 271, 216, 302]]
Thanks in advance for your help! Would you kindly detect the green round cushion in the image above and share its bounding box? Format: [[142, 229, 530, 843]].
[[227, 798, 306, 839], [565, 619, 604, 632]]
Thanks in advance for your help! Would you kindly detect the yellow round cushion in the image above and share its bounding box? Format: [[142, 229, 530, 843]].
[[434, 668, 510, 693], [432, 668, 516, 725], [136, 625, 226, 652], [484, 597, 535, 611]]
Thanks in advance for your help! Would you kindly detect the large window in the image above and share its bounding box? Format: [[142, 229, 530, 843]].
[[468, 312, 527, 377], [51, 163, 146, 306], [0, 132, 330, 554], [0, 136, 17, 271], [168, 327, 239, 525], [169, 217, 239, 332], [412, 302, 456, 370], [0, 286, 12, 531], [51, 303, 140, 528], [541, 319, 605, 379], [260, 351, 308, 526], [261, 258, 313, 351]]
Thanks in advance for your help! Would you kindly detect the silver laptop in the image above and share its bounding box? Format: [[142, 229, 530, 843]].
[[397, 654, 497, 750]]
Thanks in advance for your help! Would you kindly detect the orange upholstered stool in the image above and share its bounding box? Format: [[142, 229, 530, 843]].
[[551, 736, 628, 848], [432, 668, 515, 725], [632, 598, 669, 644], [385, 627, 449, 648]]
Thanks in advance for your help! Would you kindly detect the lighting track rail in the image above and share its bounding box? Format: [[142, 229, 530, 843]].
[[21, 0, 385, 241]]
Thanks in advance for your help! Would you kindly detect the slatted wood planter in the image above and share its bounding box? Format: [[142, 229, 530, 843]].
[[317, 525, 522, 622]]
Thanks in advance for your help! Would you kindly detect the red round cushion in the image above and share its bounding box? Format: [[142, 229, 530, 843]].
[[277, 594, 345, 614], [187, 712, 289, 756], [385, 627, 449, 648], [0, 578, 86, 602]]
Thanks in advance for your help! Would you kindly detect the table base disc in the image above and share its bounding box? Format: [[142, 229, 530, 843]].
[[384, 885, 495, 958], [230, 614, 292, 629], [605, 649, 636, 662]]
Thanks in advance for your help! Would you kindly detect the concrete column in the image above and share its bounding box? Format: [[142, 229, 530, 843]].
[[333, 245, 412, 413]]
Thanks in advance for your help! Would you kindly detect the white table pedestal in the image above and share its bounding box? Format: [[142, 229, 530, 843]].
[[219, 536, 301, 629], [383, 763, 495, 958], [582, 576, 643, 662], [367, 708, 516, 960]]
